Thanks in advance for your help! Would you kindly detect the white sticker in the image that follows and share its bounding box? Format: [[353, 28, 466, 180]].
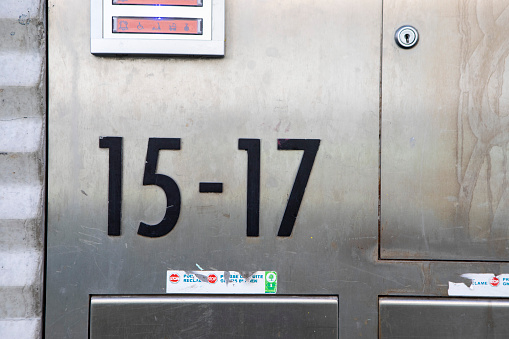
[[448, 273, 509, 297], [166, 271, 277, 294]]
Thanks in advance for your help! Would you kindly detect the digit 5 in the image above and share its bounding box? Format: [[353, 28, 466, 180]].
[[138, 138, 182, 238]]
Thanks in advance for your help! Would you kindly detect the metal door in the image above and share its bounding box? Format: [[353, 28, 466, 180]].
[[381, 0, 509, 260]]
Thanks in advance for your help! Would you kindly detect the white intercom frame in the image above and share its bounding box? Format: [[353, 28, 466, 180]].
[[91, 0, 224, 55]]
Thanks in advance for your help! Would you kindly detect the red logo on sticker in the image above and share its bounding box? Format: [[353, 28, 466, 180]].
[[490, 277, 500, 287], [169, 273, 180, 284], [208, 274, 217, 284]]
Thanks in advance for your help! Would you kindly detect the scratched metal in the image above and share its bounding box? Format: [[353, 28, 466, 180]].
[[90, 296, 338, 338], [46, 0, 509, 338], [381, 0, 509, 260], [380, 297, 509, 338]]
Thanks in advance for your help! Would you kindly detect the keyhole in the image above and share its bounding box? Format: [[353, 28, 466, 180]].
[[395, 26, 418, 49]]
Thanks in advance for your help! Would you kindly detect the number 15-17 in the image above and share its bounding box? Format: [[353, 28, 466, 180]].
[[99, 137, 320, 238]]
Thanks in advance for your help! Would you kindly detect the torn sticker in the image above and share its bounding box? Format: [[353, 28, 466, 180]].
[[166, 270, 277, 294], [448, 273, 509, 297]]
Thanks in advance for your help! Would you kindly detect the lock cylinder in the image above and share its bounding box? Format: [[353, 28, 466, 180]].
[[395, 25, 419, 49]]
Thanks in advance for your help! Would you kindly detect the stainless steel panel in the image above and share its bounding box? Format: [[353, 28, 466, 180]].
[[47, 0, 385, 337], [380, 297, 509, 338], [48, 0, 509, 337], [90, 295, 338, 338], [381, 0, 509, 260]]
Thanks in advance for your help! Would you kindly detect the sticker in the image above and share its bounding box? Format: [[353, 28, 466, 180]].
[[166, 271, 277, 294], [448, 273, 509, 297], [265, 271, 277, 294], [169, 273, 180, 284], [207, 274, 217, 284], [491, 276, 500, 287]]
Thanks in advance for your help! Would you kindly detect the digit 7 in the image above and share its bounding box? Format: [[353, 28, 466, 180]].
[[277, 139, 320, 237]]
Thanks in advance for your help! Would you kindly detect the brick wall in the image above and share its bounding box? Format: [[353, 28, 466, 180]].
[[0, 1, 45, 338]]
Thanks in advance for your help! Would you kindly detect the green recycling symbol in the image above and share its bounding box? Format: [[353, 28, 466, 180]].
[[265, 271, 277, 293]]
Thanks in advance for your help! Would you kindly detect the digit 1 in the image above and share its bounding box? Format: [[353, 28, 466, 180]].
[[277, 139, 320, 237], [239, 139, 260, 237], [99, 136, 122, 236]]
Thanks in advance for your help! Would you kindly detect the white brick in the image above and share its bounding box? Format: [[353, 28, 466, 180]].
[[0, 251, 41, 287], [0, 220, 42, 252], [0, 0, 41, 19], [0, 184, 42, 220], [0, 118, 43, 153], [0, 319, 40, 339], [0, 53, 43, 87], [0, 286, 41, 319]]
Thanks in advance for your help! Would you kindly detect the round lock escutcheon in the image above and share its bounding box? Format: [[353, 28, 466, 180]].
[[395, 25, 419, 49]]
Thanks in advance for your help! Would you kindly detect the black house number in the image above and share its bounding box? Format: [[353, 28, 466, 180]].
[[100, 137, 320, 238]]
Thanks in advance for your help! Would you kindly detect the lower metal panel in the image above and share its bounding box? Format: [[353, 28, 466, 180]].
[[379, 297, 509, 338], [90, 295, 338, 338]]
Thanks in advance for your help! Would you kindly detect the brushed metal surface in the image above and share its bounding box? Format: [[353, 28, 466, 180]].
[[48, 0, 382, 336], [47, 0, 509, 338], [381, 0, 509, 260], [90, 296, 338, 338], [380, 297, 509, 338]]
